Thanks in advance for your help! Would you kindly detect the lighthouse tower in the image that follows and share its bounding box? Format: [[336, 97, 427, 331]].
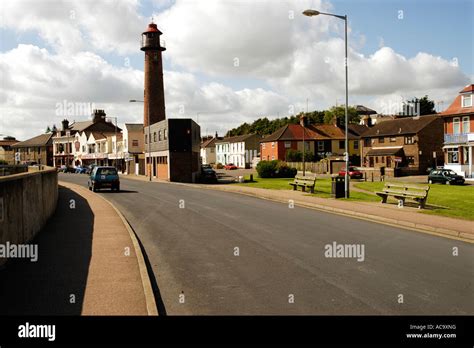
[[141, 22, 166, 127]]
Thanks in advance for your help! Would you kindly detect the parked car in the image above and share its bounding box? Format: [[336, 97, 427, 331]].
[[200, 167, 218, 183], [58, 165, 75, 173], [201, 164, 212, 170], [75, 165, 88, 174], [224, 163, 238, 170], [88, 166, 120, 192], [428, 169, 465, 185], [339, 166, 363, 179]]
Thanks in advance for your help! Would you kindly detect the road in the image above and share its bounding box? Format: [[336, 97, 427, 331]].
[[59, 173, 474, 315]]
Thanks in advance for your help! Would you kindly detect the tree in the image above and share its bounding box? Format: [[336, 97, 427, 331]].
[[45, 126, 51, 133], [401, 95, 436, 116], [323, 106, 359, 125], [286, 149, 302, 162]]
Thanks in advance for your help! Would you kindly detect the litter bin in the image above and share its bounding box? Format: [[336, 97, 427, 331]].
[[332, 175, 348, 198]]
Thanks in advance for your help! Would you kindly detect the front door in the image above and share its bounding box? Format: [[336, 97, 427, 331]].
[[369, 157, 374, 167], [386, 156, 392, 168]]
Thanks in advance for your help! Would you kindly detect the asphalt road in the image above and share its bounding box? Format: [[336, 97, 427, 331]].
[[59, 173, 474, 315]]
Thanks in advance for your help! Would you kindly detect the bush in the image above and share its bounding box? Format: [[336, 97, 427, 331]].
[[216, 163, 224, 169], [286, 149, 302, 162], [256, 160, 297, 178]]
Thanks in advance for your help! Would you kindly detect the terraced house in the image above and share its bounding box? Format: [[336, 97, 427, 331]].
[[441, 84, 474, 178], [260, 121, 366, 163], [360, 115, 444, 176], [215, 134, 260, 168]]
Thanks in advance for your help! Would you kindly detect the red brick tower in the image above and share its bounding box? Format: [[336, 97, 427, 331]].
[[141, 22, 166, 127]]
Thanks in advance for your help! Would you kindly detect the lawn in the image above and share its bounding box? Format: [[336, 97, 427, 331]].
[[236, 176, 379, 202], [354, 181, 474, 220], [237, 175, 474, 220]]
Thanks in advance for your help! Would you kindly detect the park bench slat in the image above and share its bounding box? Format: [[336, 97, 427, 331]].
[[289, 175, 317, 193], [376, 182, 429, 209]]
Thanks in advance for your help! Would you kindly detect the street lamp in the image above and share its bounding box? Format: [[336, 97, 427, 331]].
[[303, 9, 349, 198], [106, 116, 118, 170], [129, 99, 152, 182]]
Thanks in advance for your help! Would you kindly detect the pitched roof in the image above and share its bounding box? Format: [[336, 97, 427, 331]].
[[0, 138, 19, 146], [215, 133, 258, 144], [261, 123, 362, 142], [356, 105, 377, 114], [69, 120, 94, 132], [348, 124, 370, 136], [366, 147, 404, 156], [460, 84, 474, 93], [441, 84, 474, 116], [89, 132, 106, 140], [12, 133, 53, 148], [201, 137, 218, 148], [361, 115, 440, 138]]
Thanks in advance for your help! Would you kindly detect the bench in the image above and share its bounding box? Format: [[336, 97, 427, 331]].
[[376, 183, 430, 209], [289, 175, 316, 193]]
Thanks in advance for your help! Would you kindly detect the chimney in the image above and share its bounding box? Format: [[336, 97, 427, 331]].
[[215, 131, 218, 138], [299, 114, 307, 127], [92, 109, 106, 123], [61, 119, 69, 131]]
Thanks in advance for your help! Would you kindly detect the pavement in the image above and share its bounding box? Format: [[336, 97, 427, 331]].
[[58, 173, 474, 315], [0, 181, 156, 315]]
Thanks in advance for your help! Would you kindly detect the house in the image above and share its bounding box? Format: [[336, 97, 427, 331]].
[[53, 109, 121, 168], [215, 133, 260, 168], [200, 133, 220, 165], [360, 115, 444, 176], [123, 123, 145, 175], [0, 136, 19, 164], [12, 133, 54, 166], [440, 84, 474, 178], [260, 122, 365, 162]]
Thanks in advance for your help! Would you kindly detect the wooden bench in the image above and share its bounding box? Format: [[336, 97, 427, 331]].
[[376, 183, 430, 209], [289, 175, 316, 193]]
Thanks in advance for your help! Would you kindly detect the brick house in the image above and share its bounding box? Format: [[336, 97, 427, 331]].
[[0, 136, 19, 164], [360, 115, 444, 175], [12, 133, 54, 166], [440, 84, 474, 178], [260, 123, 364, 162]]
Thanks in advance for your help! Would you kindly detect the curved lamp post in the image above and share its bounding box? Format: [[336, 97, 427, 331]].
[[303, 9, 349, 198]]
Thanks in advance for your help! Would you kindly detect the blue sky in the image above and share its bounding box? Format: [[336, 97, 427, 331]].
[[1, 0, 472, 140]]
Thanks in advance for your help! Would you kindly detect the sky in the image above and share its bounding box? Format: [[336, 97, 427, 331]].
[[0, 0, 472, 140]]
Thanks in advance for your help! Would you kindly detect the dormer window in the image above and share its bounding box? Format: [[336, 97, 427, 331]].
[[462, 94, 472, 108]]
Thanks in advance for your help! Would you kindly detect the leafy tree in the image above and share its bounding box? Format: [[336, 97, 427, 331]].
[[323, 106, 360, 125], [286, 149, 302, 162], [45, 126, 51, 133], [401, 95, 436, 116]]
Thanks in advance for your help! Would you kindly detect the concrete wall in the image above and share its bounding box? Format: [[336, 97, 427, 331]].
[[0, 167, 58, 266]]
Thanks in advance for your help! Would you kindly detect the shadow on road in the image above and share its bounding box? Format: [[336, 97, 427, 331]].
[[0, 185, 93, 315]]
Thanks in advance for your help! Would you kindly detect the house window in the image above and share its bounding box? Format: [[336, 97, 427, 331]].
[[210, 148, 214, 153], [378, 137, 384, 143], [453, 118, 460, 134], [153, 132, 157, 142], [284, 141, 291, 148], [375, 156, 379, 164], [159, 130, 162, 141], [404, 136, 414, 144], [390, 137, 396, 142], [271, 142, 275, 148], [462, 116, 470, 133], [381, 156, 385, 163], [317, 141, 324, 152], [462, 94, 472, 108], [406, 156, 415, 165], [262, 143, 266, 149], [447, 148, 458, 164], [339, 140, 344, 149], [145, 135, 147, 144], [164, 129, 168, 140], [364, 138, 371, 147], [353, 140, 359, 150], [271, 156, 275, 160], [132, 140, 139, 146]]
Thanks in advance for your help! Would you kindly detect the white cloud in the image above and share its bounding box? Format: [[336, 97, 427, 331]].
[[0, 0, 471, 140]]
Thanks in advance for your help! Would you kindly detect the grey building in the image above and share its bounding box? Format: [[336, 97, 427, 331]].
[[145, 118, 201, 182]]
